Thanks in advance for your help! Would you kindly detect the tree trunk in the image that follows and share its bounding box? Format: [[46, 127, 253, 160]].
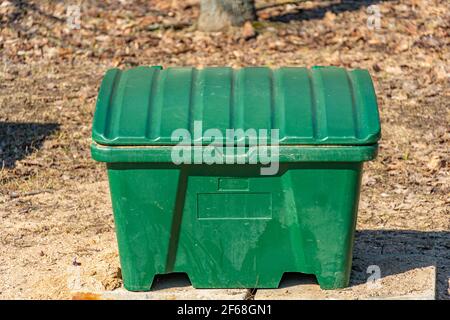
[[198, 0, 256, 32]]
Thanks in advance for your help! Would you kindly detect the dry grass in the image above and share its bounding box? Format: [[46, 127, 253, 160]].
[[0, 0, 448, 299]]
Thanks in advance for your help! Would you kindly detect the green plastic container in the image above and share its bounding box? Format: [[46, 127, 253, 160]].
[[91, 66, 380, 291]]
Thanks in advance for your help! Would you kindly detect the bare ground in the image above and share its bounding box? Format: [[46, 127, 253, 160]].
[[0, 0, 448, 299]]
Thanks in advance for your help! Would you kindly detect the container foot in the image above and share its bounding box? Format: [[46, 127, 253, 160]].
[[315, 273, 349, 290], [123, 275, 155, 292]]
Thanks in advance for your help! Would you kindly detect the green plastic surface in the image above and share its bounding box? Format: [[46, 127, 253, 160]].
[[91, 66, 381, 290]]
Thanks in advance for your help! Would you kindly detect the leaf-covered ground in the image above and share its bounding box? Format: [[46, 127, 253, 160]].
[[0, 0, 448, 299]]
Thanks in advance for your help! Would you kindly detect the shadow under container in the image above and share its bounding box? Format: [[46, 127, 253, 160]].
[[91, 66, 381, 291]]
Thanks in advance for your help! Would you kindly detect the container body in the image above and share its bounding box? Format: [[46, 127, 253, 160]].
[[106, 161, 363, 290]]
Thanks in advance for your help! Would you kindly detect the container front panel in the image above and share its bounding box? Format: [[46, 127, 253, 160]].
[[107, 162, 363, 290]]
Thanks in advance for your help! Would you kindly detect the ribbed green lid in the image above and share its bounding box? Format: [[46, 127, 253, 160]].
[[92, 66, 380, 146]]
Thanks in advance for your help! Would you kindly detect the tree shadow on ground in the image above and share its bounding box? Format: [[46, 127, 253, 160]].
[[6, 0, 65, 24], [352, 230, 448, 289], [0, 122, 59, 168], [279, 230, 449, 299], [264, 0, 391, 23]]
